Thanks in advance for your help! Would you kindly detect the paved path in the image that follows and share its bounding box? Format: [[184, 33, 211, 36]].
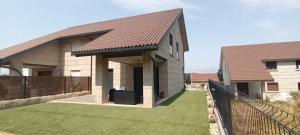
[[0, 132, 14, 135], [53, 95, 96, 104]]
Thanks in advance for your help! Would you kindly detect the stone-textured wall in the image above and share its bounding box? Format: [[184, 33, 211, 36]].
[[267, 61, 300, 92], [8, 41, 61, 76], [60, 37, 92, 77], [0, 91, 89, 110], [156, 18, 185, 98]]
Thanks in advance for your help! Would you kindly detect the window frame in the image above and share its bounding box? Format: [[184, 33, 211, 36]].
[[169, 34, 173, 56], [176, 42, 179, 59], [296, 60, 300, 69], [267, 82, 279, 91], [70, 70, 81, 77], [265, 61, 277, 70]]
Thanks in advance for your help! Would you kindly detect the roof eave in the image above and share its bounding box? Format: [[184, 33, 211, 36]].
[[231, 78, 274, 82], [72, 44, 159, 57]]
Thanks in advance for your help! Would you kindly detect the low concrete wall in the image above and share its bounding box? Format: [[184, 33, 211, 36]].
[[0, 91, 89, 110]]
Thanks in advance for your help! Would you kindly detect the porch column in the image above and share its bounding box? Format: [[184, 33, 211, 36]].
[[143, 52, 155, 108], [9, 60, 23, 76], [92, 55, 109, 104]]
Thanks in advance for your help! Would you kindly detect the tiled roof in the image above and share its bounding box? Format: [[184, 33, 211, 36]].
[[190, 73, 219, 82], [73, 8, 185, 56], [222, 41, 300, 81], [0, 8, 188, 60]]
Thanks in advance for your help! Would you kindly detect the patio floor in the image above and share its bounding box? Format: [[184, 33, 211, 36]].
[[53, 94, 144, 107], [53, 95, 96, 105]]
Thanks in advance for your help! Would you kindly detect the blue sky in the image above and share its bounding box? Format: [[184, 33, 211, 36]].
[[0, 0, 300, 73]]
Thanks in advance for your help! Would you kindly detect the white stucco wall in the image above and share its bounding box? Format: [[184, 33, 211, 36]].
[[248, 81, 263, 97]]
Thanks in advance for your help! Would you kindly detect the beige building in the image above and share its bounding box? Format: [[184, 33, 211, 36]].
[[221, 41, 300, 99], [0, 9, 189, 108], [190, 73, 219, 90]]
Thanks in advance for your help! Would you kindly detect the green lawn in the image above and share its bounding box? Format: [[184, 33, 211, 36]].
[[0, 91, 209, 135]]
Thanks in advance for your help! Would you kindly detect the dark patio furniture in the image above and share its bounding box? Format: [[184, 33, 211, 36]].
[[109, 89, 116, 102], [114, 90, 136, 105]]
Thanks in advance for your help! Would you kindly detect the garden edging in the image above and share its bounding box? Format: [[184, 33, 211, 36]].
[[0, 91, 89, 110]]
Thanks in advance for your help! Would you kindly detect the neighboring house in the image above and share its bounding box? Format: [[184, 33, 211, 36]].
[[190, 73, 219, 90], [0, 9, 189, 108], [220, 41, 300, 99]]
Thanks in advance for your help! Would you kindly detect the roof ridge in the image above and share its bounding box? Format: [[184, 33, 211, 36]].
[[222, 40, 300, 49], [66, 8, 183, 31]]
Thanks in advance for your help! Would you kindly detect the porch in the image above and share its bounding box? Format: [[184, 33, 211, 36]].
[[232, 81, 265, 98], [92, 51, 168, 108]]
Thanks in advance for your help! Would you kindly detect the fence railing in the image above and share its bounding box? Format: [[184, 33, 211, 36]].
[[0, 76, 91, 101], [209, 80, 300, 135]]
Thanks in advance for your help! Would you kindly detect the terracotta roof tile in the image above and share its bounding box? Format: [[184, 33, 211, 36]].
[[222, 41, 300, 81], [190, 73, 219, 82], [74, 9, 182, 55], [0, 8, 186, 60]]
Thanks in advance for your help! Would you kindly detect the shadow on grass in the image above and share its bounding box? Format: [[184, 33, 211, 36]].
[[159, 91, 185, 106]]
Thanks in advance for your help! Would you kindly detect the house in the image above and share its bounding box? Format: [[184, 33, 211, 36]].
[[220, 41, 300, 99], [0, 9, 189, 108], [190, 73, 218, 90]]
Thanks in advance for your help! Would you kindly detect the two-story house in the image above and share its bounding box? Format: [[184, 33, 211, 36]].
[[0, 9, 189, 108], [220, 41, 300, 99]]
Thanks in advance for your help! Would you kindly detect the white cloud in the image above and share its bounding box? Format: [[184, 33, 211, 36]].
[[256, 19, 276, 31], [256, 19, 288, 36], [109, 0, 200, 19], [239, 0, 300, 10]]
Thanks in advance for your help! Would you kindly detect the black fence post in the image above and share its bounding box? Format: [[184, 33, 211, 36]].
[[88, 77, 91, 92], [23, 76, 27, 99], [64, 77, 66, 94]]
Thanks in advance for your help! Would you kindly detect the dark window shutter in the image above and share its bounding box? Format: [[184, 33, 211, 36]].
[[267, 83, 279, 91]]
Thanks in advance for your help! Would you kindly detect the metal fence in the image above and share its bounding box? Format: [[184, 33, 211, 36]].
[[209, 80, 300, 135], [0, 76, 91, 101]]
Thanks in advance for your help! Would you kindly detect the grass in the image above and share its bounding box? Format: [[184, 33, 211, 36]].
[[270, 92, 300, 117], [0, 91, 209, 135]]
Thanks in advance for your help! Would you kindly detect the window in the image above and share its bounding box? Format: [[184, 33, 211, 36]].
[[267, 82, 279, 91], [0, 68, 9, 76], [169, 34, 173, 45], [296, 60, 300, 69], [176, 42, 179, 59], [266, 61, 277, 69], [22, 68, 32, 76], [70, 70, 81, 77], [169, 34, 173, 55], [38, 71, 52, 76]]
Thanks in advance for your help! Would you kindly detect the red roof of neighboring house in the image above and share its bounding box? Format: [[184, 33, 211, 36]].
[[221, 41, 300, 81], [190, 73, 219, 82], [0, 8, 188, 60]]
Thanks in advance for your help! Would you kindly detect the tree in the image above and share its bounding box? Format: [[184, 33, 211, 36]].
[[217, 69, 223, 82], [184, 73, 191, 84]]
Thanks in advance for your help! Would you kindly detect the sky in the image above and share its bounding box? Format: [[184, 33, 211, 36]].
[[0, 0, 300, 73]]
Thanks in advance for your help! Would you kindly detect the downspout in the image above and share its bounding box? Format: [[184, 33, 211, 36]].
[[143, 51, 157, 105], [0, 65, 23, 76], [90, 56, 93, 94]]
